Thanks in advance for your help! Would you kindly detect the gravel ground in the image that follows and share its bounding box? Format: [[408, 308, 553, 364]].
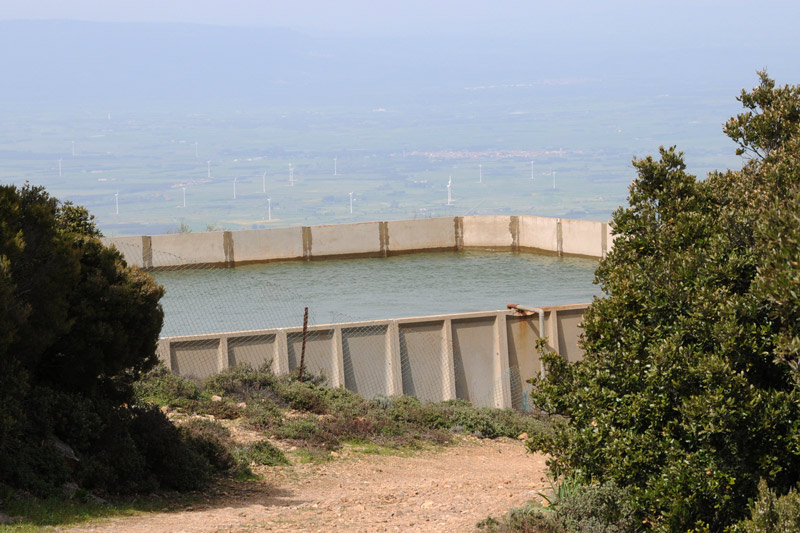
[[61, 437, 549, 533]]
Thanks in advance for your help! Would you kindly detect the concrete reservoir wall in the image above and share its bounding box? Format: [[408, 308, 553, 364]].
[[102, 215, 614, 268], [106, 215, 606, 408], [157, 303, 589, 410]]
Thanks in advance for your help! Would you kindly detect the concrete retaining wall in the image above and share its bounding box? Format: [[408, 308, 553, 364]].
[[385, 218, 456, 253], [157, 302, 589, 409], [102, 215, 613, 269], [461, 216, 515, 249], [230, 227, 304, 264]]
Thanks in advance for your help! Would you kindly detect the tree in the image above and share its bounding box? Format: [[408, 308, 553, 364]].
[[528, 73, 800, 531], [0, 185, 164, 405], [0, 184, 170, 493]]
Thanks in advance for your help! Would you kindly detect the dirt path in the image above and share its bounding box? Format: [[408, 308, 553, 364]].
[[63, 437, 548, 532]]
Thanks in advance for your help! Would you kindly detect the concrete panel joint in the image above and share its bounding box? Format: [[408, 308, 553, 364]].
[[442, 319, 457, 400], [331, 327, 345, 387], [379, 221, 390, 257], [142, 235, 153, 270], [223, 231, 235, 267], [509, 216, 520, 252], [556, 218, 563, 257], [302, 227, 312, 261], [386, 320, 402, 395], [454, 217, 464, 252], [157, 338, 170, 370], [218, 336, 230, 373], [601, 222, 608, 258], [549, 310, 560, 355], [495, 312, 512, 408], [274, 329, 290, 374]]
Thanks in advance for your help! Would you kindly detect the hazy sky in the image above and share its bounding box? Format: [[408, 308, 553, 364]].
[[4, 0, 799, 41]]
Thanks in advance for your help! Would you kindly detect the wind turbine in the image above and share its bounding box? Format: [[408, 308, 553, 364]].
[[289, 164, 294, 187], [349, 191, 354, 214], [114, 192, 119, 215], [530, 161, 534, 180], [447, 176, 453, 206], [207, 161, 211, 179], [182, 187, 187, 208], [267, 197, 272, 221], [334, 157, 338, 176], [551, 167, 556, 189], [233, 177, 238, 200]]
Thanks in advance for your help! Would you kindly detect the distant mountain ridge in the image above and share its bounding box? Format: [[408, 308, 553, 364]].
[[0, 18, 795, 110]]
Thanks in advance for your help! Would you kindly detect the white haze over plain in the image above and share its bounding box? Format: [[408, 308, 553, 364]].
[[1, 0, 800, 233]]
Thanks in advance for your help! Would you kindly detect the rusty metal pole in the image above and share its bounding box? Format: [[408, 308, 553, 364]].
[[298, 306, 309, 382]]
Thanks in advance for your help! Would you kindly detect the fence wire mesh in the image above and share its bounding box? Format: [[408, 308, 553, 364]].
[[110, 240, 536, 410]]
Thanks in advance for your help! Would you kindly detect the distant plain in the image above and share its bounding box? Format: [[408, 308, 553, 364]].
[[0, 84, 741, 236]]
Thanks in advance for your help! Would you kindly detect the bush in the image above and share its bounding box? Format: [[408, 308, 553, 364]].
[[181, 418, 236, 473], [236, 441, 289, 467], [0, 436, 72, 497], [203, 362, 278, 402], [528, 72, 800, 530], [128, 406, 212, 491], [134, 366, 201, 407], [245, 399, 283, 431], [279, 381, 329, 414], [380, 396, 546, 440], [478, 479, 638, 533], [0, 185, 169, 496], [734, 479, 800, 532], [274, 416, 340, 450]]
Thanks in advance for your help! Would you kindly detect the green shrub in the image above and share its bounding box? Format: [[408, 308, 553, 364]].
[[279, 381, 329, 414], [181, 418, 236, 473], [245, 399, 283, 430], [319, 385, 368, 417], [274, 416, 340, 450], [0, 436, 72, 497], [134, 365, 200, 407], [202, 363, 278, 401], [734, 479, 800, 532], [128, 406, 212, 491], [478, 479, 638, 533], [0, 185, 173, 497], [527, 73, 800, 531], [380, 396, 546, 440], [192, 398, 244, 420], [76, 413, 154, 494], [236, 441, 289, 467]]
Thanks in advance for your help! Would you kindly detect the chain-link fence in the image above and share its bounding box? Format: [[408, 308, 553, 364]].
[[109, 239, 548, 410]]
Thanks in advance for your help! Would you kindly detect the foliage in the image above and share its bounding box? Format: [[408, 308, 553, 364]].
[[136, 362, 551, 454], [0, 184, 182, 497], [180, 418, 237, 473], [527, 72, 800, 531], [203, 361, 278, 401], [0, 481, 190, 532], [235, 441, 289, 467], [477, 479, 639, 533], [733, 479, 800, 532], [133, 365, 201, 407]]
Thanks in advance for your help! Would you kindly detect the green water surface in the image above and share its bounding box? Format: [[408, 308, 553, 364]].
[[153, 250, 602, 337]]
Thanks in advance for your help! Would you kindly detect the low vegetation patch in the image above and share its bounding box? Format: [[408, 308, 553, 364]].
[[135, 362, 552, 461]]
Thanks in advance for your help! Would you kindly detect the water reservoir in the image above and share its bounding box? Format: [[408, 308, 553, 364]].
[[153, 250, 602, 337]]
